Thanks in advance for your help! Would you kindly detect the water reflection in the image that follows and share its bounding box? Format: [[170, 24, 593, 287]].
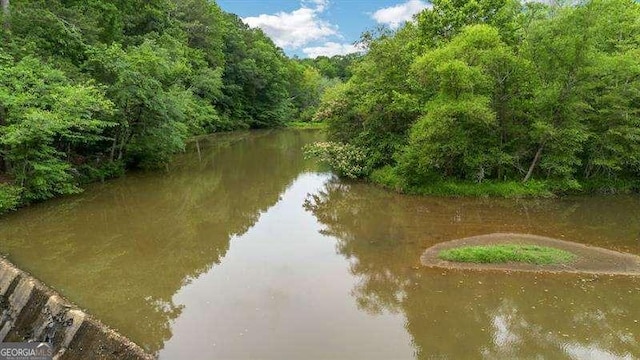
[[158, 173, 413, 360], [305, 179, 640, 358], [0, 129, 323, 354]]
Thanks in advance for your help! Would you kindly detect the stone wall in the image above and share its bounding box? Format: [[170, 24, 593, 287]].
[[0, 257, 153, 360]]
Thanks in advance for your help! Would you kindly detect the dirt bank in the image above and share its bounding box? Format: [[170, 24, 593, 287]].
[[421, 233, 640, 275]]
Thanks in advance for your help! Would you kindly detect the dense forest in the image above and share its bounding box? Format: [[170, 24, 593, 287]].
[[310, 0, 640, 197], [0, 0, 355, 213]]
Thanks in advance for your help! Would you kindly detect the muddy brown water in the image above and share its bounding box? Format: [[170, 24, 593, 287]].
[[0, 129, 639, 359]]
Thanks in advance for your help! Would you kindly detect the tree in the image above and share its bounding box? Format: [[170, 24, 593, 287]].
[[318, 0, 640, 194], [577, 0, 640, 179], [0, 53, 113, 201], [399, 25, 520, 182], [416, 0, 521, 47], [286, 62, 326, 122], [317, 24, 423, 169], [86, 38, 192, 168], [170, 0, 225, 67], [219, 14, 292, 128]]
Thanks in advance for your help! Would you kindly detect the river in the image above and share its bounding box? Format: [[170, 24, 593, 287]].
[[0, 129, 638, 359]]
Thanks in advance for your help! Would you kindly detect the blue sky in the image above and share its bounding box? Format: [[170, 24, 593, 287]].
[[216, 0, 430, 58]]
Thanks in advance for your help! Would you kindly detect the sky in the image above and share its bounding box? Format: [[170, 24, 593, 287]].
[[216, 0, 430, 58]]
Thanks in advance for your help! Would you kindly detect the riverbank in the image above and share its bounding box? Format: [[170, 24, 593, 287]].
[[369, 165, 640, 198]]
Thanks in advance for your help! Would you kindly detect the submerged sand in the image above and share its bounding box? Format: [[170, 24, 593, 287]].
[[421, 233, 640, 276]]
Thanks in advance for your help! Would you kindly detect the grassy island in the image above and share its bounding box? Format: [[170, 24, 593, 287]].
[[438, 244, 577, 265]]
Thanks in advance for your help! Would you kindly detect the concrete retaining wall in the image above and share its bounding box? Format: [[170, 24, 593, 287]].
[[0, 257, 153, 360]]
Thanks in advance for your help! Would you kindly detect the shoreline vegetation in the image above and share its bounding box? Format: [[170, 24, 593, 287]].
[[305, 145, 640, 198], [308, 0, 640, 198], [368, 165, 640, 198]]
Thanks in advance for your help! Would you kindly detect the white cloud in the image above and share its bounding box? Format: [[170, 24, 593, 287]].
[[302, 42, 363, 58], [372, 0, 431, 29], [304, 0, 329, 11], [243, 2, 337, 49]]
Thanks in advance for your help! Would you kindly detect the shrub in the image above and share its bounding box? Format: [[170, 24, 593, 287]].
[[304, 141, 369, 179], [0, 184, 23, 215], [78, 161, 126, 183]]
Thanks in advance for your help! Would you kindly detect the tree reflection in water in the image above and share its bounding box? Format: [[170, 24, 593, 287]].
[[305, 179, 640, 359]]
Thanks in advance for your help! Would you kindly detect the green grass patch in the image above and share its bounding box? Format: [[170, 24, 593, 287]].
[[368, 165, 640, 198], [369, 166, 557, 198], [286, 121, 327, 130], [438, 244, 577, 265]]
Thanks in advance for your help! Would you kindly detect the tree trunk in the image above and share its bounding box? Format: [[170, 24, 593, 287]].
[[0, 105, 7, 174], [1, 0, 9, 29], [109, 136, 117, 162], [523, 143, 544, 183]]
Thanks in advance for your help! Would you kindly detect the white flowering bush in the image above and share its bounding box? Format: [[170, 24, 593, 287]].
[[304, 142, 369, 179]]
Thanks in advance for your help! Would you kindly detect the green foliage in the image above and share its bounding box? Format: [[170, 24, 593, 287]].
[[314, 82, 361, 140], [369, 166, 408, 192], [287, 57, 352, 123], [219, 14, 293, 128], [0, 54, 114, 202], [370, 166, 559, 198], [399, 95, 499, 182], [304, 142, 369, 179], [399, 25, 522, 182], [315, 25, 422, 168], [416, 0, 521, 47], [286, 62, 326, 122], [321, 0, 640, 196], [438, 244, 577, 265], [86, 39, 192, 168], [576, 178, 640, 195], [171, 0, 225, 67], [0, 184, 22, 214], [77, 161, 125, 183], [299, 54, 360, 81]]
